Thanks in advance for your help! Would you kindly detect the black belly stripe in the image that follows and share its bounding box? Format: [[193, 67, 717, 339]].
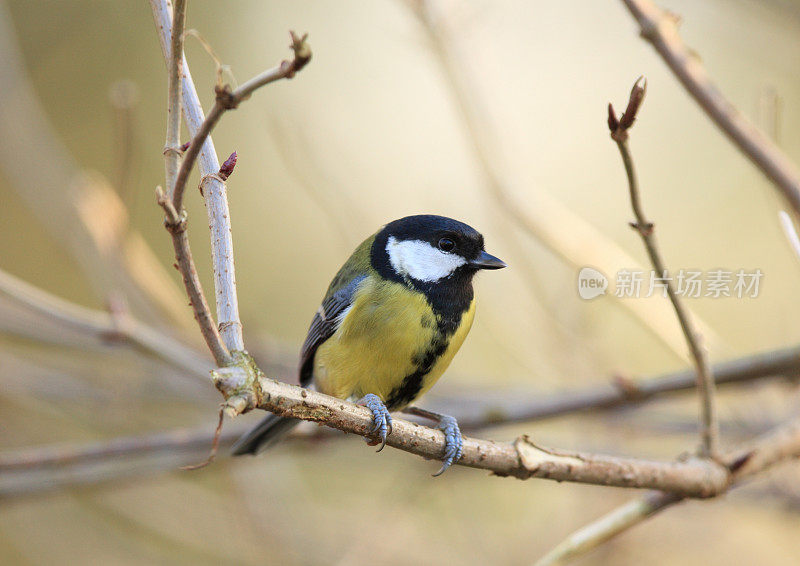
[[385, 324, 451, 410]]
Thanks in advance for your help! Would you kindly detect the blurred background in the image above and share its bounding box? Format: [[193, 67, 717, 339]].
[[1, 0, 800, 564]]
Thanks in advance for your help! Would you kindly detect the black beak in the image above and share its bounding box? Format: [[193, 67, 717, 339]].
[[470, 250, 506, 270]]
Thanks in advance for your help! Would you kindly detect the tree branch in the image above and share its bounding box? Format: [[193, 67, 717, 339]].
[[152, 0, 231, 365], [534, 491, 680, 566], [170, 30, 310, 213], [620, 0, 800, 219], [407, 0, 728, 363], [609, 79, 719, 458], [535, 417, 800, 565], [0, 265, 210, 378], [163, 0, 185, 198], [151, 0, 240, 354], [205, 362, 731, 495], [0, 342, 794, 493], [152, 1, 310, 357], [453, 344, 799, 429]]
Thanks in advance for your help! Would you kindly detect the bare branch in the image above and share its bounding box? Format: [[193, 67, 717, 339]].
[[163, 0, 185, 198], [535, 417, 800, 565], [621, 0, 800, 219], [171, 31, 311, 212], [210, 366, 729, 494], [150, 0, 243, 354], [534, 492, 680, 566], [151, 0, 311, 356], [609, 79, 720, 458], [155, 186, 230, 366], [207, 365, 800, 495], [407, 0, 726, 363], [1, 342, 794, 492], [152, 0, 231, 364], [453, 344, 800, 429], [0, 265, 210, 377]]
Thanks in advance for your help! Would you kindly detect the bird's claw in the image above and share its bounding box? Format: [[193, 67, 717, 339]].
[[433, 414, 463, 477], [356, 394, 392, 452]]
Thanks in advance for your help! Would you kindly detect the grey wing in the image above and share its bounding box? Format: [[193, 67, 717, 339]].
[[298, 274, 366, 386]]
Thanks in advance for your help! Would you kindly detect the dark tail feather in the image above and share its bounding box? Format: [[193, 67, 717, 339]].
[[231, 414, 301, 456]]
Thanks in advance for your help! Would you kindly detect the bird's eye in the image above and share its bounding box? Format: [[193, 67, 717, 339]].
[[438, 238, 456, 252]]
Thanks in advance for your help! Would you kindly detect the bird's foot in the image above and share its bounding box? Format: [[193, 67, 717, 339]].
[[403, 407, 463, 476], [356, 394, 392, 452], [433, 414, 463, 476]]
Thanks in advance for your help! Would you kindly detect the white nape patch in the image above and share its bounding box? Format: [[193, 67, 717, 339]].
[[386, 236, 466, 282]]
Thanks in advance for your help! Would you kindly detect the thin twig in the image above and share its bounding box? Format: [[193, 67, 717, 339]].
[[0, 265, 210, 377], [533, 492, 680, 566], [171, 31, 310, 212], [180, 405, 225, 470], [535, 418, 800, 565], [151, 1, 310, 356], [0, 3, 192, 328], [152, 0, 230, 363], [609, 79, 719, 459], [150, 0, 242, 354], [621, 0, 800, 219], [157, 0, 228, 364], [163, 0, 185, 198], [452, 344, 800, 429], [407, 0, 726, 363]]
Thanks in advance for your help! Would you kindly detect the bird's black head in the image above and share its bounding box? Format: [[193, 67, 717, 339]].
[[370, 215, 505, 287]]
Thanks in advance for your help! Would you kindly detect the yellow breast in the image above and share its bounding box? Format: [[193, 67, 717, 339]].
[[313, 275, 475, 409]]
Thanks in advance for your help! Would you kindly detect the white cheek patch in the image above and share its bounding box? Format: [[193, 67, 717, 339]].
[[386, 236, 466, 282]]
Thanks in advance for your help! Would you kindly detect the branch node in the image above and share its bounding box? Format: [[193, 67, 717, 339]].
[[612, 374, 643, 398], [215, 84, 239, 110], [155, 185, 187, 231], [211, 350, 264, 415], [198, 173, 228, 197], [162, 145, 184, 158], [628, 221, 654, 236]]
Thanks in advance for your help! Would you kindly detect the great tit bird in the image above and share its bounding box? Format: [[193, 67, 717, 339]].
[[232, 215, 505, 475]]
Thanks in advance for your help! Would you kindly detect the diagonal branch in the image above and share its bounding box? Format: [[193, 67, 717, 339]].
[[406, 0, 727, 363], [620, 0, 800, 219], [0, 265, 210, 378], [534, 417, 800, 565], [609, 79, 719, 459], [452, 344, 800, 429], [153, 0, 229, 366], [170, 31, 310, 213]]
